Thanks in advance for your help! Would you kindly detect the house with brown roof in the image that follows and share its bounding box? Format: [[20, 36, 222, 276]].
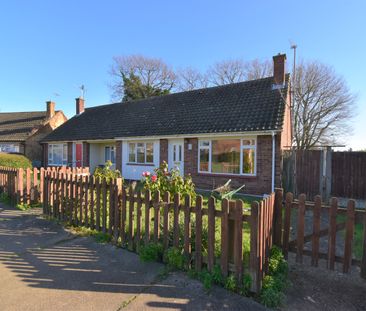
[[0, 101, 67, 166], [42, 54, 292, 195]]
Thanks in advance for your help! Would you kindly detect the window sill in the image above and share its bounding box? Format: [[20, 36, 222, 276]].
[[197, 172, 257, 179], [127, 163, 155, 166]]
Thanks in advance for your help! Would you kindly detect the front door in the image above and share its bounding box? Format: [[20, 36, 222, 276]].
[[168, 140, 184, 175], [75, 143, 83, 167]]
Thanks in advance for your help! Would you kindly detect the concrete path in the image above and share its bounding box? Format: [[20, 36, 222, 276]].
[[0, 204, 266, 311]]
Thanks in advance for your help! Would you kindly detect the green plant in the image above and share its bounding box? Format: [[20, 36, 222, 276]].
[[0, 153, 32, 169], [165, 247, 184, 270], [224, 274, 237, 291], [16, 202, 41, 211], [201, 270, 213, 290], [93, 161, 122, 184], [139, 242, 163, 262], [259, 246, 289, 308], [141, 161, 196, 199], [239, 274, 252, 296], [0, 192, 11, 204], [69, 226, 112, 243], [212, 264, 224, 285]]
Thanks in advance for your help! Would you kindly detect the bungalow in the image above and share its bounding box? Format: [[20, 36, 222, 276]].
[[42, 54, 292, 195], [0, 101, 67, 166]]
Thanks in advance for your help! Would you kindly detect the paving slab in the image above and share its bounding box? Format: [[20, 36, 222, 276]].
[[0, 204, 266, 311]]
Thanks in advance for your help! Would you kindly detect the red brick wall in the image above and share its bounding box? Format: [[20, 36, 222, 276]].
[[82, 142, 90, 167], [115, 140, 122, 173], [184, 135, 282, 195], [160, 139, 168, 165]]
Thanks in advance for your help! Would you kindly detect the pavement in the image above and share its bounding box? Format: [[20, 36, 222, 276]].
[[0, 203, 267, 311]]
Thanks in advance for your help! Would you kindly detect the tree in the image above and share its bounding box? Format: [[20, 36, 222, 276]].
[[110, 55, 176, 101], [293, 61, 355, 149], [207, 58, 272, 86], [175, 67, 208, 91]]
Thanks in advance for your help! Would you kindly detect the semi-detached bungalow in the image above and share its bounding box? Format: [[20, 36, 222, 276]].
[[42, 53, 292, 195]]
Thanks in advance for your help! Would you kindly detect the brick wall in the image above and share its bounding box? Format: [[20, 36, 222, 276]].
[[160, 139, 168, 165], [115, 140, 122, 173], [184, 135, 282, 195], [82, 142, 90, 167]]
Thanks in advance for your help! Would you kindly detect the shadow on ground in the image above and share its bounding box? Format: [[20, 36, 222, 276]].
[[0, 204, 266, 311]]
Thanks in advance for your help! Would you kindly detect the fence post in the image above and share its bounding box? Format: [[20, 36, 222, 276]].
[[250, 200, 260, 293], [282, 192, 293, 259], [360, 205, 366, 279], [343, 199, 355, 273], [328, 197, 338, 270], [234, 200, 243, 283], [273, 188, 283, 247], [195, 195, 203, 272], [17, 168, 23, 205], [220, 199, 229, 278]]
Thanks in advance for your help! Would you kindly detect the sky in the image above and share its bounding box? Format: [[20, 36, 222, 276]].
[[0, 0, 365, 150]]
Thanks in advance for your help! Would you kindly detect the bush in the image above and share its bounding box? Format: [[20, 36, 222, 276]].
[[259, 246, 289, 308], [139, 242, 164, 262], [141, 161, 196, 199], [0, 153, 32, 169], [165, 247, 184, 270], [93, 161, 121, 184]]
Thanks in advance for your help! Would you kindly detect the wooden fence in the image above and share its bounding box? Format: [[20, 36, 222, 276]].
[[274, 189, 366, 278], [41, 170, 276, 293], [0, 166, 89, 206]]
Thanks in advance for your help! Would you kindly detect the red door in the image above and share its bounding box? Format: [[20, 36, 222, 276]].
[[75, 143, 83, 167]]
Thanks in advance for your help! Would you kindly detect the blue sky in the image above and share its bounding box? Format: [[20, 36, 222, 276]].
[[0, 0, 365, 149]]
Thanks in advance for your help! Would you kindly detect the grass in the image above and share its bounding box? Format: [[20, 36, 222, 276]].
[[16, 202, 42, 211], [67, 225, 112, 243]]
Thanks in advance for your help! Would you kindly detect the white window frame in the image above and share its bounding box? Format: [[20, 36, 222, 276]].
[[0, 144, 19, 153], [48, 143, 68, 166], [104, 146, 116, 164], [198, 137, 257, 176], [128, 142, 154, 164]]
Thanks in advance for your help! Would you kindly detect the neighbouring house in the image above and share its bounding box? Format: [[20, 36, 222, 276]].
[[42, 53, 292, 195], [0, 101, 67, 166]]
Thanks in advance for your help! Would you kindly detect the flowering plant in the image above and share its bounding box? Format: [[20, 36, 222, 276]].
[[141, 161, 196, 199]]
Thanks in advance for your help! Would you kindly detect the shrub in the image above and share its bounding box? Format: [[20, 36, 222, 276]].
[[165, 247, 184, 270], [259, 246, 289, 308], [0, 153, 32, 169], [224, 274, 237, 291], [0, 192, 10, 204], [139, 242, 163, 262], [141, 161, 196, 199], [93, 161, 121, 184]]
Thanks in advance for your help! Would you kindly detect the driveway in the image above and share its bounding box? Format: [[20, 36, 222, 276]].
[[0, 204, 266, 311]]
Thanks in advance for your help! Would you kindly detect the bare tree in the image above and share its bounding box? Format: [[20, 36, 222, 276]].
[[110, 55, 176, 101], [175, 67, 208, 91], [206, 58, 272, 86], [293, 61, 355, 149], [207, 59, 247, 85], [244, 59, 272, 80]]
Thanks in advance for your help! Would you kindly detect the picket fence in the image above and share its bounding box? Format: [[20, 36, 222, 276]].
[[0, 166, 277, 293], [274, 189, 366, 278]]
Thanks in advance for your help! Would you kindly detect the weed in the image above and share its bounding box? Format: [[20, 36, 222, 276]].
[[165, 247, 185, 270], [0, 193, 11, 205], [224, 274, 237, 291], [139, 242, 163, 262]]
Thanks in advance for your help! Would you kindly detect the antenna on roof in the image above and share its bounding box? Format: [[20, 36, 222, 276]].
[[79, 84, 86, 99]]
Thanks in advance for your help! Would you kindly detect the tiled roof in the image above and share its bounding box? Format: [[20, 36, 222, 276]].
[[0, 111, 48, 142], [44, 76, 289, 142]]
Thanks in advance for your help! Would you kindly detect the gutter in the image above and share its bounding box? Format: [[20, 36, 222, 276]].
[[271, 131, 276, 193]]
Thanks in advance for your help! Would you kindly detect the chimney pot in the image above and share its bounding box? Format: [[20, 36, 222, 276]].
[[76, 97, 85, 115], [273, 53, 287, 86], [46, 101, 55, 119]]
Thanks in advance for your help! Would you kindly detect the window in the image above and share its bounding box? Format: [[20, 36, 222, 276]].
[[198, 138, 256, 175], [128, 142, 154, 164], [105, 146, 115, 164], [0, 144, 19, 153], [48, 144, 67, 166]]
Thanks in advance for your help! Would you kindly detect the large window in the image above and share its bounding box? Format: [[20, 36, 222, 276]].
[[48, 144, 67, 166], [104, 146, 115, 164], [198, 138, 256, 175], [128, 142, 154, 164], [0, 144, 19, 153]]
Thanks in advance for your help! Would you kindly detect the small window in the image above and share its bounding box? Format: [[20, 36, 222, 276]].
[[48, 144, 67, 166], [104, 146, 116, 164], [129, 143, 136, 162], [146, 143, 154, 163]]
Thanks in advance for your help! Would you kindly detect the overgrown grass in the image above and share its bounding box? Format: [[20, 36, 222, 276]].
[[68, 226, 112, 243], [16, 202, 42, 211]]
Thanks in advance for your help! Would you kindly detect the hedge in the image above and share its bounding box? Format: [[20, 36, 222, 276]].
[[0, 153, 32, 169]]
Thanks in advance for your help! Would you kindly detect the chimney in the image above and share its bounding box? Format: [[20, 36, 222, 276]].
[[46, 101, 55, 119], [76, 97, 85, 115], [273, 53, 287, 86]]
